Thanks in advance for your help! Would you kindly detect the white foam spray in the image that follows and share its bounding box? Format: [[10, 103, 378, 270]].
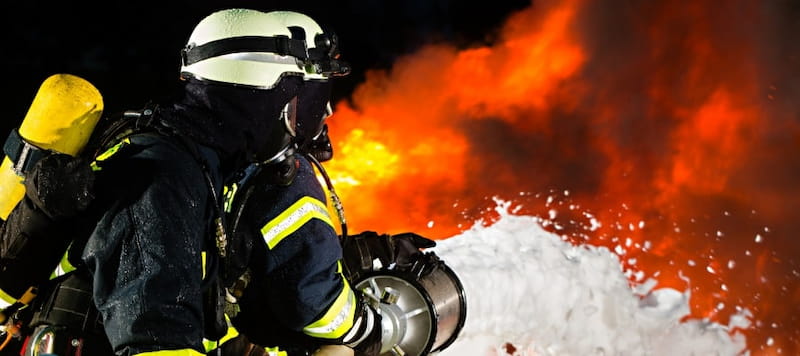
[[433, 202, 749, 356]]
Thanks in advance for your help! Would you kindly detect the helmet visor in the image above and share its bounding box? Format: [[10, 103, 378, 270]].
[[295, 80, 333, 148]]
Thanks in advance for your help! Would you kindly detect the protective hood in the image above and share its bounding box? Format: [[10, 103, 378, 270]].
[[159, 76, 302, 176], [295, 80, 332, 151]]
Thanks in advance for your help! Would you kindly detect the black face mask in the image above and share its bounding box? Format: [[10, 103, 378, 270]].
[[178, 76, 303, 164], [294, 80, 332, 152]]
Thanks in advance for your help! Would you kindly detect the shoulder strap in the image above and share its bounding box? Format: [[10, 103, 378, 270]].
[[85, 102, 159, 160]]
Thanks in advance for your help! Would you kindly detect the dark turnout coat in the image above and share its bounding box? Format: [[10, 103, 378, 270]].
[[227, 155, 363, 355], [83, 130, 223, 354]]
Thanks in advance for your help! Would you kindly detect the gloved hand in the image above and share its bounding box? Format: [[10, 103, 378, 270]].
[[347, 298, 383, 356], [23, 153, 95, 220], [390, 232, 436, 268], [342, 231, 436, 279]]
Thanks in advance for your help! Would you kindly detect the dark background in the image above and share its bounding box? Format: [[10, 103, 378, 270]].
[[0, 0, 529, 130]]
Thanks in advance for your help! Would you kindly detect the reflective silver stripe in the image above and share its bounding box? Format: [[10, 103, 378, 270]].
[[343, 305, 375, 347], [303, 276, 357, 339], [260, 196, 333, 249]]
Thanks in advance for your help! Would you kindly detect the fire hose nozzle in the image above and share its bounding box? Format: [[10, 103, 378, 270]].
[[347, 233, 466, 355]]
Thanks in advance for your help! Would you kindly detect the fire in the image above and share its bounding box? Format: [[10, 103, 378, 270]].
[[325, 101, 471, 236], [324, 0, 799, 354], [666, 89, 758, 196]]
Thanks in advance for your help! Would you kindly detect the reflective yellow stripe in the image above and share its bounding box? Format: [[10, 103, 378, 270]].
[[202, 327, 239, 352], [90, 137, 130, 171], [201, 251, 207, 280], [0, 288, 16, 309], [202, 340, 218, 354], [303, 266, 356, 339], [133, 350, 204, 356], [203, 314, 240, 352], [264, 347, 288, 356], [223, 183, 238, 213], [261, 196, 333, 249], [50, 250, 76, 279]]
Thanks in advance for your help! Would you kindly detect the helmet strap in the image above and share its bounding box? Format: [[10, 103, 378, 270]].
[[182, 36, 308, 66]]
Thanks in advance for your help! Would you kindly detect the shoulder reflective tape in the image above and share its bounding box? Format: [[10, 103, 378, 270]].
[[303, 275, 357, 339], [260, 196, 333, 249], [50, 250, 76, 279], [90, 137, 131, 171]]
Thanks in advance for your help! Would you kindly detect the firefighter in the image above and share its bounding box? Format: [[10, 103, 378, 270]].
[[209, 10, 380, 356], [0, 7, 318, 356], [211, 11, 439, 356]]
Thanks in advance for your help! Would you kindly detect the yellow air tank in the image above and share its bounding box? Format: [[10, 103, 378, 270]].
[[0, 74, 104, 219]]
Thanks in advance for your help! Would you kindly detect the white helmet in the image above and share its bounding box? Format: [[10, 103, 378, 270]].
[[266, 11, 350, 81], [181, 8, 308, 88], [180, 9, 349, 89]]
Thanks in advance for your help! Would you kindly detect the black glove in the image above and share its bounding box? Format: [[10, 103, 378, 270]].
[[23, 153, 95, 220], [342, 231, 436, 280], [390, 232, 436, 268], [351, 301, 383, 356]]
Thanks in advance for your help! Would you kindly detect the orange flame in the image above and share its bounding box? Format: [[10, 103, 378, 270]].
[[325, 0, 799, 354]]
